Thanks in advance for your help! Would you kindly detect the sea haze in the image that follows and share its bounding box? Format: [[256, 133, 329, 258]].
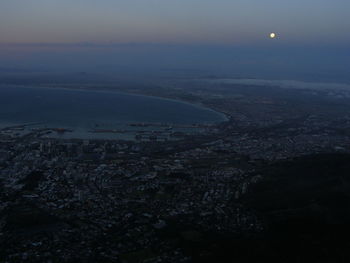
[[0, 86, 226, 139]]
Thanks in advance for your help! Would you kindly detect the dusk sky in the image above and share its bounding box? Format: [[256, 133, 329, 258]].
[[1, 0, 349, 82], [1, 0, 349, 44]]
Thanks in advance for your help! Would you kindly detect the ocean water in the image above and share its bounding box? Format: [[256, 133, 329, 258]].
[[0, 86, 226, 139]]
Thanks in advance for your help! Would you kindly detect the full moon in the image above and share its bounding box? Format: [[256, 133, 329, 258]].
[[270, 32, 276, 39]]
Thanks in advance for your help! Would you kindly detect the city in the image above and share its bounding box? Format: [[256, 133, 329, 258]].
[[1, 80, 350, 262]]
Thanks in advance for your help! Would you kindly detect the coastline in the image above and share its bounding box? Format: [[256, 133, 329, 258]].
[[0, 84, 229, 124]]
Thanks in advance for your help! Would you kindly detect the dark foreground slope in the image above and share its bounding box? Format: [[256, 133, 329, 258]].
[[247, 153, 350, 262], [193, 153, 350, 262]]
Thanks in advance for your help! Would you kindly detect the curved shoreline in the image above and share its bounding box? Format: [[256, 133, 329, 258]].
[[0, 84, 228, 124]]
